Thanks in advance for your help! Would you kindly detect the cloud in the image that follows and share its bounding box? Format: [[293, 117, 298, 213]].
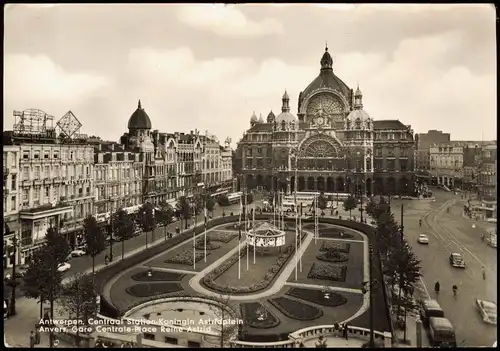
[[3, 54, 110, 125], [177, 4, 284, 37]]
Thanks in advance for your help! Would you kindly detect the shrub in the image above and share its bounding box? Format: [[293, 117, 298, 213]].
[[165, 250, 209, 266], [319, 228, 354, 239], [307, 262, 347, 282], [320, 241, 350, 253], [286, 287, 347, 307], [194, 237, 220, 250], [240, 302, 280, 329], [316, 250, 349, 263], [126, 283, 183, 297], [131, 270, 185, 282], [268, 297, 323, 321], [209, 231, 238, 243]]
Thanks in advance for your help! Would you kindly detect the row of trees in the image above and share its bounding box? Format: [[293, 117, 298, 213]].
[[365, 197, 422, 341]]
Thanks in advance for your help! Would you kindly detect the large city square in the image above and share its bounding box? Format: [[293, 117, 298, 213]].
[[4, 4, 497, 349]]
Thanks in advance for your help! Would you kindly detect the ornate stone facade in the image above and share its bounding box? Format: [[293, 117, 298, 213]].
[[234, 46, 416, 196]]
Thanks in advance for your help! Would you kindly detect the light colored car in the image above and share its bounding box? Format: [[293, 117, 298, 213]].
[[71, 249, 86, 257], [418, 234, 429, 244], [449, 253, 466, 268], [476, 299, 497, 325], [57, 262, 71, 272]]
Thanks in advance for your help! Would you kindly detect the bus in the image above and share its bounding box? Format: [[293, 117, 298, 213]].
[[211, 189, 229, 198], [283, 194, 315, 206], [281, 201, 297, 213], [227, 192, 243, 204]]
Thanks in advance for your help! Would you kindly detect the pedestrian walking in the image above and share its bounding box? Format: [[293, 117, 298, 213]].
[[34, 327, 41, 344], [343, 323, 349, 340], [104, 255, 109, 265], [482, 266, 486, 280], [29, 331, 36, 348]]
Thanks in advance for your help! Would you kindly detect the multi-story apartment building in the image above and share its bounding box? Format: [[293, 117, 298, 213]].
[[233, 46, 416, 196], [429, 142, 464, 188], [92, 141, 143, 223], [415, 129, 451, 184], [478, 144, 497, 199], [200, 133, 234, 194], [175, 131, 203, 198], [3, 145, 21, 268]]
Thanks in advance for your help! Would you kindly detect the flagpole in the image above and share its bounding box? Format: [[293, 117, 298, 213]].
[[193, 212, 196, 270], [299, 202, 303, 272], [253, 203, 256, 264], [246, 201, 249, 271], [314, 195, 318, 244], [238, 194, 242, 280], [294, 178, 298, 281], [204, 208, 207, 262]]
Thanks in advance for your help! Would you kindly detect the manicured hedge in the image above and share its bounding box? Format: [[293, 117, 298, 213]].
[[131, 270, 185, 282], [239, 302, 280, 329], [126, 283, 183, 297], [268, 297, 323, 321], [286, 287, 347, 307]]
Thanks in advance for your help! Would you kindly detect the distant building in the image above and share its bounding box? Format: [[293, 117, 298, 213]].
[[415, 130, 451, 184], [3, 145, 21, 268], [233, 46, 416, 196], [429, 142, 464, 188]]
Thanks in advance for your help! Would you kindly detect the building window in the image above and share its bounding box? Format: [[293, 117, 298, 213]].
[[187, 341, 201, 348], [44, 151, 50, 159], [34, 151, 40, 159], [70, 151, 74, 160], [34, 166, 41, 179], [11, 174, 16, 190], [400, 159, 408, 171], [53, 187, 58, 199], [34, 187, 39, 201], [375, 148, 382, 157], [44, 166, 50, 178], [10, 196, 16, 211], [387, 159, 395, 170], [143, 333, 155, 341], [356, 132, 361, 139], [164, 337, 178, 345], [23, 166, 29, 180], [401, 133, 407, 140], [54, 151, 59, 159], [23, 151, 30, 160], [22, 189, 29, 206]]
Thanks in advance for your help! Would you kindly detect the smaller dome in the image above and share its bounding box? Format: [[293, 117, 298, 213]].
[[267, 110, 276, 123], [320, 46, 333, 69], [355, 86, 362, 96], [282, 90, 289, 100], [347, 109, 372, 130], [128, 99, 152, 130], [258, 113, 264, 123], [250, 111, 258, 122], [276, 111, 297, 123]]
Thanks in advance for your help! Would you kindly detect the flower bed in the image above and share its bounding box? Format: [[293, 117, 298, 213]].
[[320, 241, 351, 253], [194, 237, 221, 251], [208, 231, 238, 243], [240, 302, 280, 329], [286, 287, 347, 307], [307, 262, 347, 282], [131, 270, 185, 282], [165, 250, 209, 266], [202, 234, 307, 294], [319, 228, 354, 239], [126, 283, 183, 297], [316, 250, 349, 263], [268, 297, 323, 321]]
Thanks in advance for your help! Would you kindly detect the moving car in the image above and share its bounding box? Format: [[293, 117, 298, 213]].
[[449, 253, 466, 268], [428, 317, 457, 347], [418, 234, 429, 244], [419, 299, 445, 327], [476, 299, 497, 325], [70, 248, 86, 257], [486, 234, 497, 248], [57, 262, 71, 272]]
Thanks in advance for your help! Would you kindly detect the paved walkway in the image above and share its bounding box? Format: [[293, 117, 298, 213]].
[[302, 335, 365, 347], [146, 267, 198, 275], [285, 282, 363, 295]]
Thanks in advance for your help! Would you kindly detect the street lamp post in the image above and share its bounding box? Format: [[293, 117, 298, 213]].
[[8, 234, 18, 316], [108, 211, 114, 262], [365, 244, 376, 348]]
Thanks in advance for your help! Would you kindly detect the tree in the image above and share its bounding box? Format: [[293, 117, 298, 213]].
[[208, 291, 239, 348], [156, 202, 174, 239], [83, 215, 106, 275], [374, 211, 401, 261], [23, 226, 69, 347], [217, 194, 230, 207], [113, 209, 135, 259], [176, 196, 193, 230], [138, 202, 156, 248], [246, 192, 254, 205], [205, 195, 216, 216], [58, 273, 98, 346], [343, 195, 357, 219], [318, 193, 328, 215]]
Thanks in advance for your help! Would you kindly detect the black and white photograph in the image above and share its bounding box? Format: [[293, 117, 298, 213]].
[[3, 3, 496, 348]]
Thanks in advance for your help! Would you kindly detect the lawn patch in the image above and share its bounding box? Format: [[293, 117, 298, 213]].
[[131, 270, 185, 282], [209, 231, 238, 243], [286, 287, 348, 307], [319, 228, 354, 239], [319, 241, 351, 253], [165, 250, 208, 266], [240, 302, 280, 329], [308, 262, 347, 282], [126, 283, 183, 297], [268, 297, 323, 321]]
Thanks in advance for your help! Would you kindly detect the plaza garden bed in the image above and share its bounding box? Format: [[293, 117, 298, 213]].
[[202, 233, 307, 294], [307, 262, 347, 282], [194, 237, 221, 250], [268, 297, 323, 321], [286, 287, 348, 307], [320, 241, 351, 253], [316, 250, 349, 263], [131, 270, 185, 282], [240, 302, 280, 329], [208, 231, 238, 243], [165, 250, 209, 266], [126, 283, 183, 297], [319, 228, 354, 239]]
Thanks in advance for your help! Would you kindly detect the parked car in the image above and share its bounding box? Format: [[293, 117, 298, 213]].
[[57, 262, 71, 273], [418, 234, 429, 244], [428, 317, 457, 347], [419, 299, 445, 327], [70, 248, 86, 257], [449, 253, 466, 268], [476, 299, 497, 325]]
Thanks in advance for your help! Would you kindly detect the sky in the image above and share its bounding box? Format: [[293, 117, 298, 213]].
[[4, 4, 497, 146]]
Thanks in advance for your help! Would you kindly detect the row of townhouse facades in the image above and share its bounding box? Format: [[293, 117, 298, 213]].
[[3, 102, 233, 267]]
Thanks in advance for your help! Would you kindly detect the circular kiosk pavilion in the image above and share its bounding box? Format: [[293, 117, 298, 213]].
[[246, 222, 286, 254]]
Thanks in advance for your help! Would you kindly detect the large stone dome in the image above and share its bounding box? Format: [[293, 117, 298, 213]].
[[128, 100, 152, 130]]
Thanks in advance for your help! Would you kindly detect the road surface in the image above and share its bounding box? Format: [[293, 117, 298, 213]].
[[390, 190, 497, 347]]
